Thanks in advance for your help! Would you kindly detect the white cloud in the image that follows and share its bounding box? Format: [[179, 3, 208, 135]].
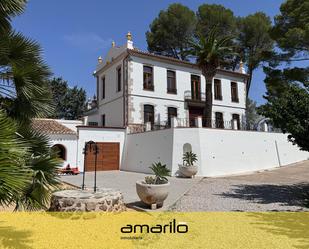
[[63, 33, 112, 50]]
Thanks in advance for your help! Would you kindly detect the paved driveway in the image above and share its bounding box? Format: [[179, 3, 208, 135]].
[[61, 171, 201, 210], [171, 160, 309, 211]]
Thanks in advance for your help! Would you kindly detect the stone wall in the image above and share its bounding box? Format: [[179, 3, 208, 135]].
[[49, 189, 126, 212]]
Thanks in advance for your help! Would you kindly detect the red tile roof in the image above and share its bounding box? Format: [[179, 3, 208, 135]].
[[32, 119, 76, 135]]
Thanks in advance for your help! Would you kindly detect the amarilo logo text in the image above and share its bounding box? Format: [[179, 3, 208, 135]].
[[121, 219, 188, 234]]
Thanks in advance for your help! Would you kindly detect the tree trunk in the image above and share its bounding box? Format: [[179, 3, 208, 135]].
[[246, 68, 253, 98], [204, 76, 213, 127]]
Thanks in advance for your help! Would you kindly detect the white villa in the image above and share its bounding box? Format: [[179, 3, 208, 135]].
[[85, 32, 248, 131], [33, 33, 309, 177]]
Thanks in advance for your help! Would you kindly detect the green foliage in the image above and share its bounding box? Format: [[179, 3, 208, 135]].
[[190, 28, 235, 72], [0, 111, 30, 206], [47, 77, 87, 120], [196, 4, 237, 38], [190, 27, 236, 122], [271, 0, 309, 59], [260, 0, 309, 151], [148, 162, 171, 184], [236, 12, 274, 93], [0, 31, 53, 125], [246, 98, 263, 129], [182, 151, 198, 166], [259, 67, 309, 151], [0, 1, 61, 210], [0, 0, 27, 34], [146, 3, 196, 60]]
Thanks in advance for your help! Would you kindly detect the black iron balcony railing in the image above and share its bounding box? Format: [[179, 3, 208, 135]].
[[184, 90, 206, 101]]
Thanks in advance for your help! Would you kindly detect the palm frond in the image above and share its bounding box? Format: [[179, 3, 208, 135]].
[[0, 0, 27, 34], [0, 110, 30, 207]]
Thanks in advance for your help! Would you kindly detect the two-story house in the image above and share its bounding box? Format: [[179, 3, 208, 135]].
[[85, 32, 249, 130]]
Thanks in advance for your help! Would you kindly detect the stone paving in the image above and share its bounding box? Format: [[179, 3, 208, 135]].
[[171, 160, 309, 211], [61, 171, 201, 210]]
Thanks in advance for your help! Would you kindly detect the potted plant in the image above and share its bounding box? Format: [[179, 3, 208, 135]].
[[179, 151, 198, 178], [136, 162, 170, 209]]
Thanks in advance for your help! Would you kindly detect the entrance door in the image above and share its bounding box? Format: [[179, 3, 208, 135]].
[[188, 106, 204, 127], [85, 142, 120, 171]]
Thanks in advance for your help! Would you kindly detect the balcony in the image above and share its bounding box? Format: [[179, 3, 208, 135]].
[[184, 90, 206, 102]]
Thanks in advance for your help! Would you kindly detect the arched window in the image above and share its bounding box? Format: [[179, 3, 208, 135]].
[[51, 144, 66, 161], [183, 143, 192, 154]]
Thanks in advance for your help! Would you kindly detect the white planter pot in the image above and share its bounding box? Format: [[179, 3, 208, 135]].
[[136, 181, 170, 209], [178, 165, 198, 178]]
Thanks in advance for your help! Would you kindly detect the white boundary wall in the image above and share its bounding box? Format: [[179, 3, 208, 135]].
[[77, 127, 126, 172], [123, 129, 174, 174], [49, 134, 78, 168], [123, 128, 309, 177]]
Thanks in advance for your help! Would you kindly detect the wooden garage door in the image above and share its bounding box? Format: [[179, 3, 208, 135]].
[[85, 142, 119, 171]]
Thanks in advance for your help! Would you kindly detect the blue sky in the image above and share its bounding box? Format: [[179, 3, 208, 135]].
[[12, 0, 285, 105]]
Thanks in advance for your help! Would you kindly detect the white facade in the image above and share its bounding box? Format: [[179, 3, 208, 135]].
[[123, 127, 309, 177], [42, 33, 308, 177], [86, 34, 247, 129]]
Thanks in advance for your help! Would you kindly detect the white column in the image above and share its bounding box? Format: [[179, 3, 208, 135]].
[[171, 117, 178, 128], [233, 119, 238, 130], [263, 122, 268, 132], [145, 122, 152, 131], [196, 116, 203, 128]]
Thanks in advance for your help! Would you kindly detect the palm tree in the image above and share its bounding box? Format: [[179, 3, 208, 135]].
[[190, 28, 235, 126], [0, 111, 30, 206], [0, 0, 61, 210], [0, 0, 27, 34], [0, 31, 54, 124]]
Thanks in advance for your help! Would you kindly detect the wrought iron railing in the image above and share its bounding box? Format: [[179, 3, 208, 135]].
[[184, 90, 206, 101], [127, 118, 279, 134]]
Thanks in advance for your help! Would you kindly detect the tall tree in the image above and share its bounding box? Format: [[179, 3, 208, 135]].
[[146, 3, 196, 60], [237, 12, 274, 96], [48, 77, 87, 120], [271, 0, 309, 60], [259, 67, 309, 151], [260, 0, 309, 151], [196, 4, 237, 37], [190, 28, 235, 125]]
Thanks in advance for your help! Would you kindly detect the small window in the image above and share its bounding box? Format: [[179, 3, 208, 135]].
[[143, 66, 154, 91], [167, 107, 177, 126], [101, 76, 105, 99], [231, 82, 239, 102], [215, 112, 224, 129], [144, 104, 154, 125], [167, 70, 176, 94], [117, 67, 121, 92], [214, 79, 222, 100], [101, 114, 105, 127], [232, 114, 240, 129], [88, 122, 98, 126]]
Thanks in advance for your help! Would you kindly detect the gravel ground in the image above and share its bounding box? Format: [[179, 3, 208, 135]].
[[171, 161, 309, 211]]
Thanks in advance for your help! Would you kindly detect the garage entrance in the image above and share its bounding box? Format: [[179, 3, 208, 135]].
[[84, 142, 120, 171]]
